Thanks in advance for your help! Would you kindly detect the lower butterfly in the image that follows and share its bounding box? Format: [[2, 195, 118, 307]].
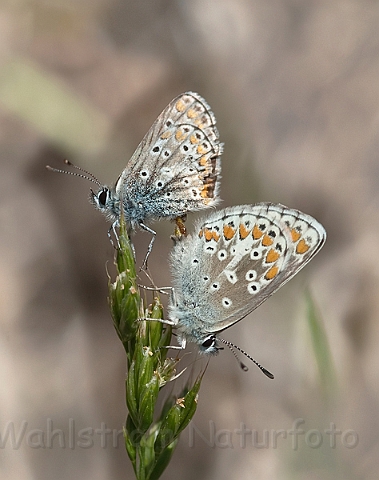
[[166, 203, 326, 377]]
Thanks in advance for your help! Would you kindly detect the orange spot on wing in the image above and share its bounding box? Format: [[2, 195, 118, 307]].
[[187, 108, 197, 119], [160, 130, 171, 140], [190, 134, 199, 144], [200, 228, 220, 242], [175, 129, 185, 142], [265, 266, 279, 280], [262, 234, 274, 247], [204, 228, 213, 241], [239, 224, 250, 239], [252, 224, 264, 239], [296, 239, 310, 254], [200, 187, 209, 198], [176, 100, 186, 112], [266, 248, 280, 263], [199, 156, 207, 166], [223, 225, 236, 240], [197, 144, 208, 155], [291, 229, 301, 242]]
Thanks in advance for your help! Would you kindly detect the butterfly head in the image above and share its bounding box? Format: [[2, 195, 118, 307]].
[[90, 186, 119, 223], [198, 334, 222, 355]]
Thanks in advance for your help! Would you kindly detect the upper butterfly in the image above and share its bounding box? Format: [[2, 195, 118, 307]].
[[47, 92, 223, 266], [168, 203, 326, 375]]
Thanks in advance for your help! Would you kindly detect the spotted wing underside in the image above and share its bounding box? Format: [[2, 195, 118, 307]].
[[115, 92, 223, 215], [179, 203, 326, 333]]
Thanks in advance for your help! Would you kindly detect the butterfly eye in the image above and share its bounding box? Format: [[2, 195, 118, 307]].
[[202, 336, 216, 349], [98, 189, 108, 206]]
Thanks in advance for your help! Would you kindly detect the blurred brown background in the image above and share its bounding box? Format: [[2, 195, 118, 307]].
[[1, 1, 378, 479]]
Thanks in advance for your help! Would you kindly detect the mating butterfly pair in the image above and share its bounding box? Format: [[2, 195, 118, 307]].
[[47, 92, 326, 376]]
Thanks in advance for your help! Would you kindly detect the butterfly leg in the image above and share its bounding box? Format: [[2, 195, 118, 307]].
[[164, 337, 186, 351], [139, 284, 174, 296], [139, 222, 157, 270], [138, 316, 186, 351], [138, 317, 176, 326], [138, 285, 184, 352], [107, 222, 120, 249], [108, 222, 137, 261]]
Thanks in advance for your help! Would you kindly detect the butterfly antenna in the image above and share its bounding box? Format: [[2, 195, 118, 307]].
[[224, 342, 249, 372], [218, 337, 274, 379], [46, 159, 102, 187]]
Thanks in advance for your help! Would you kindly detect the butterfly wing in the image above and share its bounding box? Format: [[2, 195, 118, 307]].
[[171, 204, 326, 334], [116, 92, 223, 219]]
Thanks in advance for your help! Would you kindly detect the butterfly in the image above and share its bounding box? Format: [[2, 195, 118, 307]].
[[47, 92, 223, 267], [167, 203, 326, 377]]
